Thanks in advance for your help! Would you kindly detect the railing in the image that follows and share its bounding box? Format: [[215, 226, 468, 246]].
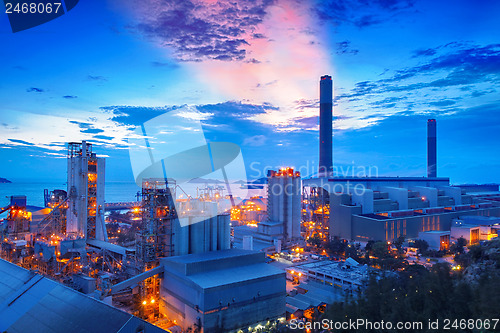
[[105, 202, 140, 211]]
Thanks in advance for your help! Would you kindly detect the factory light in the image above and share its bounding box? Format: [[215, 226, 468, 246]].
[[142, 300, 147, 305], [151, 299, 155, 304]]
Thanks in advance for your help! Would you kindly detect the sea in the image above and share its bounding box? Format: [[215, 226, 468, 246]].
[[0, 179, 267, 209]]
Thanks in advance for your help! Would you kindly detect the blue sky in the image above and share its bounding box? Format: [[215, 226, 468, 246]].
[[0, 0, 499, 184]]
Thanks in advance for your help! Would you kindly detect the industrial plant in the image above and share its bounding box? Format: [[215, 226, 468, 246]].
[[1, 75, 500, 333]]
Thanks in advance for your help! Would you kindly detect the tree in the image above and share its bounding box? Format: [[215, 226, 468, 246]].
[[413, 239, 429, 254], [307, 234, 322, 248], [365, 240, 376, 253], [394, 236, 405, 252], [372, 242, 390, 259], [345, 245, 360, 261], [322, 240, 500, 332], [326, 237, 347, 256], [450, 237, 467, 254]]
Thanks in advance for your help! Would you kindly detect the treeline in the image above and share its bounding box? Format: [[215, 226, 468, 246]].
[[321, 239, 500, 332]]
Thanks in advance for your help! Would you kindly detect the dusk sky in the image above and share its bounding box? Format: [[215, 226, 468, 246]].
[[1, 0, 499, 184]]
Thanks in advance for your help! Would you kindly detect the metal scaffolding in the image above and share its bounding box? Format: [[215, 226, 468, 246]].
[[135, 178, 177, 308], [136, 178, 177, 269], [302, 186, 330, 240], [41, 189, 68, 236]]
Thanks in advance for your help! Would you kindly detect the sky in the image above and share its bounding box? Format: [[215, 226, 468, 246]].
[[0, 0, 499, 184]]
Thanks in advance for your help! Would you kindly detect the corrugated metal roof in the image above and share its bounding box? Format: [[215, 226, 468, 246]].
[[186, 263, 284, 289], [286, 297, 311, 310], [0, 259, 166, 333], [165, 248, 253, 264]]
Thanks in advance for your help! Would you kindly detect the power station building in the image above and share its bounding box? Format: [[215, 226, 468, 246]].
[[304, 75, 500, 242], [329, 178, 500, 241], [305, 168, 500, 242]]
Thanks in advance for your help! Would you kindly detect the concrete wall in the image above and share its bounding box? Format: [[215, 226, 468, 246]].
[[411, 186, 438, 207], [408, 197, 430, 210], [330, 193, 361, 240], [373, 199, 398, 213], [351, 189, 374, 214], [381, 187, 408, 210], [451, 226, 479, 243], [438, 196, 454, 206], [201, 276, 285, 332], [439, 186, 462, 205]]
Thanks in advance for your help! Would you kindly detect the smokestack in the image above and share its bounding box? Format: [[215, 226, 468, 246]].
[[319, 75, 333, 176], [427, 119, 437, 178]]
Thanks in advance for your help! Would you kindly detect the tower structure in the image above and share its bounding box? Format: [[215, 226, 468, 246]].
[[6, 196, 30, 238], [319, 75, 333, 176], [136, 178, 177, 271], [43, 189, 68, 236], [267, 168, 302, 241], [427, 119, 437, 178], [66, 141, 107, 241]]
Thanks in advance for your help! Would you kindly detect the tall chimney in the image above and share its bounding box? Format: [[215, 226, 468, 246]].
[[319, 75, 333, 176], [427, 119, 437, 178]]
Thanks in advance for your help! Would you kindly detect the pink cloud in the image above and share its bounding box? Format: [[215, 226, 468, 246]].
[[191, 0, 334, 125], [122, 0, 335, 128]]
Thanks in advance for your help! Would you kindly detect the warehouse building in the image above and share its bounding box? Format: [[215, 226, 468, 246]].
[[418, 230, 450, 251], [0, 258, 164, 333], [160, 249, 286, 333]]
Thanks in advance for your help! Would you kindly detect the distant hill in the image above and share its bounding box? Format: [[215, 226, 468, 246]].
[[249, 177, 268, 185], [188, 177, 224, 184], [0, 177, 12, 183]]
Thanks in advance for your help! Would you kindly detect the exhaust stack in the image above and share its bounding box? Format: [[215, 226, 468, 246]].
[[427, 119, 437, 178], [319, 75, 333, 176]]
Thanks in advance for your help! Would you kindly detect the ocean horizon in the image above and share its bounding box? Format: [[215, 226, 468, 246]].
[[0, 179, 267, 209]]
